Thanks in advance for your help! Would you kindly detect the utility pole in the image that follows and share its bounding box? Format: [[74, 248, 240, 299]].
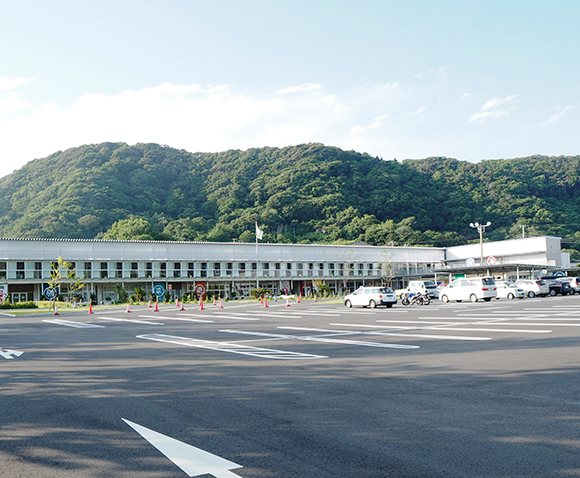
[[469, 221, 491, 266]]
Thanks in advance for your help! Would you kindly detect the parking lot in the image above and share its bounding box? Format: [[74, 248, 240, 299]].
[[1, 295, 580, 477]]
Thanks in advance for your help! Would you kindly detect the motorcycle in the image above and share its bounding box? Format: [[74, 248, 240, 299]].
[[401, 292, 430, 306]]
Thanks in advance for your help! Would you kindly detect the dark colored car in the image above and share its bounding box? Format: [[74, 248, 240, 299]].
[[539, 276, 574, 296]]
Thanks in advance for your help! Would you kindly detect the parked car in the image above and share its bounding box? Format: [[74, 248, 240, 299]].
[[514, 279, 549, 298], [405, 280, 439, 298], [558, 277, 579, 294], [539, 276, 575, 296], [538, 279, 572, 296], [495, 281, 525, 299], [439, 277, 497, 303], [344, 286, 397, 308]]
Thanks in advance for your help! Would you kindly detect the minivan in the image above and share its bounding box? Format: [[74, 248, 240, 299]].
[[439, 277, 497, 303]]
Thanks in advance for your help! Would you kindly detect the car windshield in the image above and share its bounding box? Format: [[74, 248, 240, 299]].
[[382, 287, 394, 293], [482, 278, 495, 286], [423, 281, 436, 288]]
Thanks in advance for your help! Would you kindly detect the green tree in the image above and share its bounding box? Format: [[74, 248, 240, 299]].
[[103, 216, 157, 240]]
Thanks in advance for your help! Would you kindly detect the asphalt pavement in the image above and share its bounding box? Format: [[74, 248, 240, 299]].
[[1, 295, 580, 477]]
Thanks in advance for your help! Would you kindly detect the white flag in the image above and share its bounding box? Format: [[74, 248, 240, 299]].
[[255, 222, 264, 240]]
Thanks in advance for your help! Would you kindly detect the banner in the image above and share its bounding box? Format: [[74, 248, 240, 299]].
[[195, 281, 207, 300]]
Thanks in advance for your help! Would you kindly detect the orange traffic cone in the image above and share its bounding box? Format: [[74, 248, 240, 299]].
[[314, 295, 317, 302], [213, 297, 217, 306], [176, 298, 180, 308], [154, 301, 159, 312], [286, 298, 290, 307], [297, 295, 301, 304], [199, 299, 205, 310], [53, 305, 59, 315], [264, 297, 269, 307], [88, 303, 94, 314], [148, 300, 152, 308], [218, 298, 224, 309], [260, 296, 263, 305], [126, 303, 132, 313], [180, 300, 185, 311]]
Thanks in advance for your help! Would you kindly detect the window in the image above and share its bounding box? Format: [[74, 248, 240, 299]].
[[226, 263, 233, 277], [34, 261, 43, 279], [16, 262, 24, 280], [160, 262, 167, 278], [173, 262, 181, 278], [131, 262, 138, 279], [0, 262, 6, 280], [84, 262, 92, 279], [116, 262, 123, 279], [100, 262, 108, 279], [200, 262, 207, 278], [146, 262, 152, 278], [187, 262, 194, 278]]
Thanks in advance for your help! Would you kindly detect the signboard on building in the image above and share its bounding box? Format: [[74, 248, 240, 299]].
[[0, 283, 7, 303], [153, 283, 166, 299], [195, 281, 207, 300]]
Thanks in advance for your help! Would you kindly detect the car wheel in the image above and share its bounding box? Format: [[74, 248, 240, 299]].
[[345, 300, 352, 308], [528, 291, 535, 298], [470, 294, 478, 303], [508, 293, 514, 300], [550, 290, 556, 296], [369, 300, 377, 308], [386, 303, 393, 308], [441, 294, 449, 303], [570, 289, 576, 295]]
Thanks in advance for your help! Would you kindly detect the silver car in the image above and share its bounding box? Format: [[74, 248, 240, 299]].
[[514, 279, 549, 298], [344, 286, 397, 308]]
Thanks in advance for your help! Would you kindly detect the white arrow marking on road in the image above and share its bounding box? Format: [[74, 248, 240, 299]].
[[0, 348, 24, 359], [122, 419, 243, 478]]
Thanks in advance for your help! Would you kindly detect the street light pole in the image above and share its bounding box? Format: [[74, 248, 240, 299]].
[[469, 221, 491, 266]]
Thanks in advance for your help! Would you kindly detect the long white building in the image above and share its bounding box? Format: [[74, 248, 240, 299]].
[[0, 236, 569, 303]]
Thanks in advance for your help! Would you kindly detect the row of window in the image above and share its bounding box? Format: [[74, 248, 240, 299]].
[[0, 260, 391, 280]]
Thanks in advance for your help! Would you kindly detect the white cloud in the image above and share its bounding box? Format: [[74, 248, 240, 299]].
[[380, 82, 399, 89], [0, 77, 36, 92], [404, 106, 427, 116], [275, 83, 322, 94], [0, 93, 35, 114], [469, 95, 518, 123], [349, 113, 389, 134], [532, 105, 576, 127]]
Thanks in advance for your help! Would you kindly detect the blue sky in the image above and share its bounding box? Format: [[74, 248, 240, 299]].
[[0, 0, 578, 178]]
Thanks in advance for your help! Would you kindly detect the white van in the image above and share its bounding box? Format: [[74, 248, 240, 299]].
[[439, 277, 497, 303], [407, 280, 439, 298]]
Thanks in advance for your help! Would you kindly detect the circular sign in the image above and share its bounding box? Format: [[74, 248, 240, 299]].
[[466, 258, 475, 267], [486, 256, 497, 266], [153, 285, 165, 297], [195, 283, 206, 297], [43, 287, 57, 299], [554, 271, 565, 277]]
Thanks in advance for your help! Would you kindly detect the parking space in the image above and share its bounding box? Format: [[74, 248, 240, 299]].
[[2, 296, 580, 477]]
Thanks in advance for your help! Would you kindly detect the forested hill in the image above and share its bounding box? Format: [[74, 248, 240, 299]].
[[0, 142, 579, 254]]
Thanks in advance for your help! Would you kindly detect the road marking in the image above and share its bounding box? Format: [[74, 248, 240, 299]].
[[329, 323, 491, 340], [139, 315, 214, 323], [42, 319, 105, 328], [137, 334, 327, 360], [221, 329, 420, 349], [122, 418, 243, 478], [98, 317, 165, 325], [0, 348, 23, 359]]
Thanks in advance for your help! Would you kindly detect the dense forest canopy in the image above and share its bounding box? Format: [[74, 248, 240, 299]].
[[1, 142, 579, 257]]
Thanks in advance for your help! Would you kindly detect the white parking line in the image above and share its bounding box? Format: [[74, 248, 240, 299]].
[[98, 317, 165, 325], [42, 319, 105, 328], [136, 333, 327, 360], [329, 323, 491, 340], [139, 315, 213, 323], [220, 329, 420, 349]]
